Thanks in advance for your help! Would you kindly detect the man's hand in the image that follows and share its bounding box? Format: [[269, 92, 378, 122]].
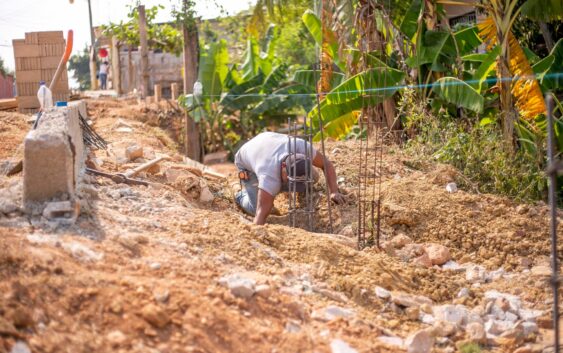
[[330, 192, 345, 205]]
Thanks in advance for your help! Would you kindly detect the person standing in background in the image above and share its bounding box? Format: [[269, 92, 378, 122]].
[[99, 61, 109, 90]]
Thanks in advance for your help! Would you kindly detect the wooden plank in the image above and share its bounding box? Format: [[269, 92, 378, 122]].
[[17, 96, 39, 109], [0, 98, 18, 110]]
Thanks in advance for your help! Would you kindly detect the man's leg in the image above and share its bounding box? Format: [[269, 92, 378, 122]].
[[235, 173, 258, 215]]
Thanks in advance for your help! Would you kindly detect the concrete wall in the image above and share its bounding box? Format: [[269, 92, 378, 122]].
[[23, 101, 85, 208], [118, 49, 183, 96]]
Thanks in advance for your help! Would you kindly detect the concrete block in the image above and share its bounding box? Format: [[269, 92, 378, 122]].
[[40, 56, 62, 69], [16, 70, 42, 83], [23, 101, 86, 207], [13, 43, 40, 58]]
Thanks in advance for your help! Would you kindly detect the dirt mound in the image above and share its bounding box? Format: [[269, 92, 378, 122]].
[[0, 97, 558, 353]]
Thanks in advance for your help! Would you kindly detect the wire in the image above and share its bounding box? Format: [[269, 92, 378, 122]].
[[192, 72, 563, 99]]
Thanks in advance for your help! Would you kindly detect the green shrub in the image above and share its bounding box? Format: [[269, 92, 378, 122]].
[[458, 342, 482, 353], [404, 111, 547, 203]]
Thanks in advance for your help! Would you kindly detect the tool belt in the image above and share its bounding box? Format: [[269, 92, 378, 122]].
[[238, 170, 250, 181]]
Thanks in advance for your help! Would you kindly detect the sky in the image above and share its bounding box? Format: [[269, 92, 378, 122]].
[[0, 0, 256, 79]]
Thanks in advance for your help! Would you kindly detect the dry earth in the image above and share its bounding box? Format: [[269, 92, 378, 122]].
[[0, 98, 561, 353]]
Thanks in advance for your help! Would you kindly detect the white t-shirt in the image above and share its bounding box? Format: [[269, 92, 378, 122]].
[[99, 63, 109, 74], [235, 132, 316, 196]]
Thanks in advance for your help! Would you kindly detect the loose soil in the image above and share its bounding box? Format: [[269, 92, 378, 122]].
[[0, 97, 560, 353]]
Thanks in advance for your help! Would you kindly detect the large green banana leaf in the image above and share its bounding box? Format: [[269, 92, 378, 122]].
[[220, 72, 265, 115], [198, 39, 229, 102], [292, 70, 345, 91], [520, 0, 563, 22], [302, 9, 344, 71], [432, 77, 484, 113], [472, 46, 500, 93], [241, 38, 261, 79], [263, 64, 288, 94], [308, 67, 406, 130], [535, 39, 563, 90], [250, 83, 313, 118], [453, 26, 482, 55], [398, 0, 422, 40], [313, 111, 357, 141], [406, 30, 454, 72]]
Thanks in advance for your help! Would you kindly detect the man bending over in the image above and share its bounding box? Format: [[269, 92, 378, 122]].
[[234, 131, 344, 225]]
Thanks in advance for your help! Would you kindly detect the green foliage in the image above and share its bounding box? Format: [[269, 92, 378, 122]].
[[0, 56, 11, 77], [458, 343, 482, 353], [432, 77, 484, 113], [68, 46, 91, 90], [404, 106, 548, 203], [101, 5, 183, 55], [520, 0, 563, 22]]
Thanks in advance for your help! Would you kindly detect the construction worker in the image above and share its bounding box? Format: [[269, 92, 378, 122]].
[[235, 131, 344, 225]]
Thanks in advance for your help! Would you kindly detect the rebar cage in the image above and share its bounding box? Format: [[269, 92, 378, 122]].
[[287, 116, 315, 231]]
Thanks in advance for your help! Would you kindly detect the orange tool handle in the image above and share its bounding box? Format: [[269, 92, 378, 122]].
[[49, 30, 74, 91]]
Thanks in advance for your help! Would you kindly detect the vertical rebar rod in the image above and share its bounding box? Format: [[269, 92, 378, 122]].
[[314, 0, 333, 234], [291, 121, 297, 227], [304, 115, 311, 230], [546, 94, 560, 353], [287, 117, 292, 228]]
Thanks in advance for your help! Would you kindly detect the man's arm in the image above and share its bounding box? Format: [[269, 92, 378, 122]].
[[254, 188, 275, 225], [312, 151, 345, 204]]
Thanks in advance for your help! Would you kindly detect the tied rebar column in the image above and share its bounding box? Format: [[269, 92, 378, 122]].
[[546, 94, 561, 353], [355, 1, 388, 250], [287, 117, 315, 231]]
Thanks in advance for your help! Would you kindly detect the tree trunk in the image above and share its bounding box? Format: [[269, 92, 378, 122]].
[[182, 17, 202, 161], [138, 5, 150, 98], [128, 45, 133, 93], [498, 57, 515, 151], [539, 22, 555, 52]]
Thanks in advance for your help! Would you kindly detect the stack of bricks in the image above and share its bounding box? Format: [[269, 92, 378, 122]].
[[12, 31, 70, 114]]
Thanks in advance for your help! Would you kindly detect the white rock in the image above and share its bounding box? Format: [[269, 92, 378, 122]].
[[442, 261, 464, 271], [445, 183, 458, 193], [486, 268, 506, 281], [485, 320, 514, 336], [465, 264, 487, 283], [484, 290, 521, 313], [392, 292, 433, 307], [149, 262, 161, 270], [153, 288, 170, 303], [505, 311, 518, 322], [405, 329, 434, 353], [62, 242, 104, 262], [10, 341, 31, 353], [377, 336, 404, 347], [330, 339, 358, 353], [518, 308, 543, 322], [255, 284, 272, 298], [106, 330, 127, 346], [375, 286, 391, 299], [432, 304, 468, 326], [324, 305, 355, 320], [457, 288, 470, 298], [466, 322, 486, 343], [284, 321, 301, 333], [421, 314, 435, 325], [219, 274, 256, 299], [521, 322, 538, 336]]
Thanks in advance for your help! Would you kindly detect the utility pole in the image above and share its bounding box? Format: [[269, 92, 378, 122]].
[[87, 0, 98, 90], [138, 5, 150, 98], [182, 0, 201, 161]]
